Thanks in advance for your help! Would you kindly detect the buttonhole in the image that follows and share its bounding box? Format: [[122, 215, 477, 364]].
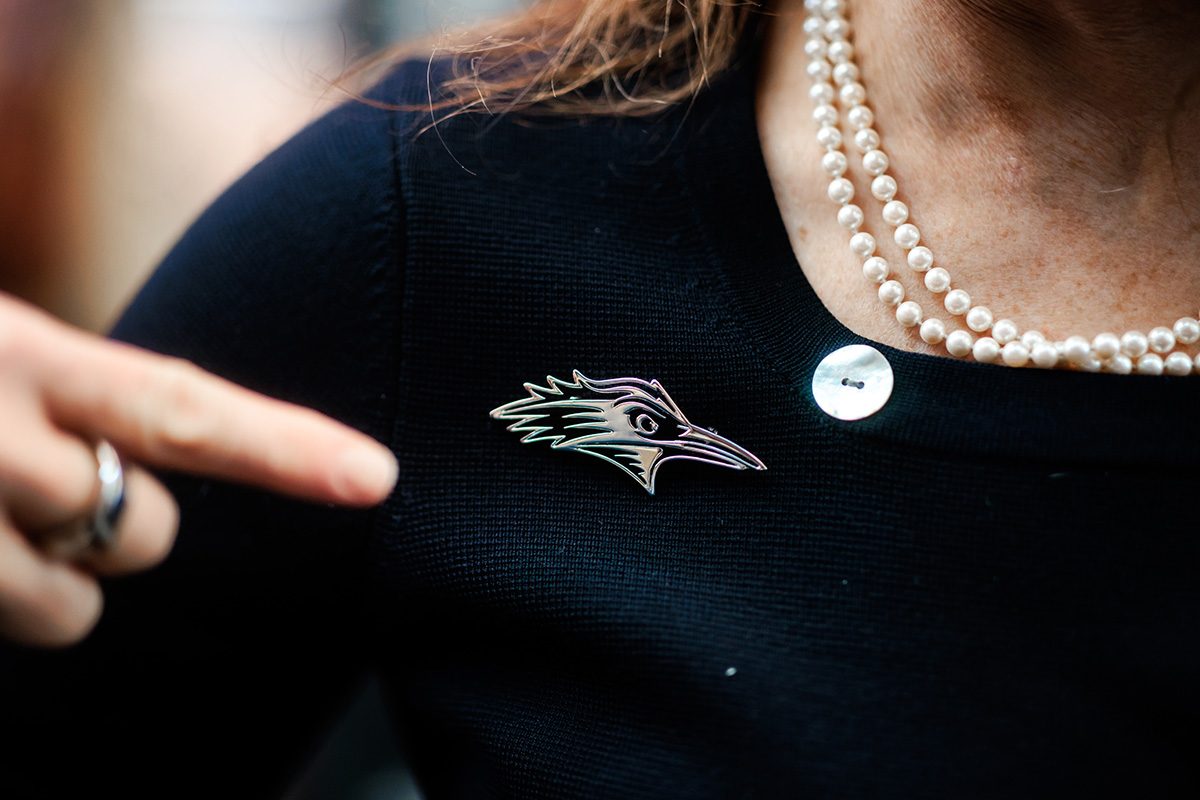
[[840, 377, 865, 389]]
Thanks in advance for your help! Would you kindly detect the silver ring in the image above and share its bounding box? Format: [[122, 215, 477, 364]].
[[86, 440, 125, 549]]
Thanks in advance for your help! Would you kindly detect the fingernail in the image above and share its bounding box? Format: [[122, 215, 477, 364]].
[[336, 445, 398, 503]]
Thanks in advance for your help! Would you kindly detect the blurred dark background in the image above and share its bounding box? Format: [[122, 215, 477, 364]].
[[0, 2, 519, 798]]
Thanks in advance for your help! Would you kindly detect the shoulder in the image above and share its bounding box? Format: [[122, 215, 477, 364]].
[[107, 67, 416, 426], [358, 54, 714, 300], [367, 54, 705, 211]]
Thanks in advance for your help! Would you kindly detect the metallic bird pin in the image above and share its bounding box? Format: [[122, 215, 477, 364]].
[[489, 370, 767, 495]]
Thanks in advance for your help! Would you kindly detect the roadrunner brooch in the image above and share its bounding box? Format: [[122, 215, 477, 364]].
[[489, 370, 766, 495]]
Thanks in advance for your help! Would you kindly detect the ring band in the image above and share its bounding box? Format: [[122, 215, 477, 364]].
[[86, 440, 125, 549]]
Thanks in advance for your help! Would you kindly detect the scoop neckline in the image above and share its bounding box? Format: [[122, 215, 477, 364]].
[[678, 26, 1200, 467]]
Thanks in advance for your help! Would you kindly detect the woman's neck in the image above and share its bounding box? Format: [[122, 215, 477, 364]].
[[756, 0, 1200, 350], [849, 0, 1200, 209]]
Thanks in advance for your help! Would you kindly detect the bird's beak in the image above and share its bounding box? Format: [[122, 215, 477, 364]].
[[676, 426, 767, 471]]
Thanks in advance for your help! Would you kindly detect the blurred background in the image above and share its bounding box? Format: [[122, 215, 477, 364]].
[[0, 1, 520, 798], [0, 0, 519, 332]]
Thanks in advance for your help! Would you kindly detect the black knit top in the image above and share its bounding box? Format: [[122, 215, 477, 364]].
[[3, 22, 1198, 799]]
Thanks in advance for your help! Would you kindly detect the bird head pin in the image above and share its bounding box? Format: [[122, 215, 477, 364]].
[[489, 370, 766, 495]]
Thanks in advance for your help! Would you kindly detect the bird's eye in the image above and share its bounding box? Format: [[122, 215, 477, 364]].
[[633, 413, 659, 434]]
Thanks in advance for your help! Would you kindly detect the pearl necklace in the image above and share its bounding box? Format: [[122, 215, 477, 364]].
[[802, 0, 1200, 375]]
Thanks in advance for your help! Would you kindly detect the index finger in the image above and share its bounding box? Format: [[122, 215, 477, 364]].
[[38, 331, 398, 507]]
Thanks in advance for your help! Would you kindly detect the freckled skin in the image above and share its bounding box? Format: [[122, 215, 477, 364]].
[[758, 0, 1200, 355]]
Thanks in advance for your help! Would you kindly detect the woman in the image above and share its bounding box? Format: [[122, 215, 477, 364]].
[[3, 0, 1198, 796]]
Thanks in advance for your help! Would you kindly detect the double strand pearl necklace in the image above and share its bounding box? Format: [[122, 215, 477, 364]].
[[802, 0, 1200, 376]]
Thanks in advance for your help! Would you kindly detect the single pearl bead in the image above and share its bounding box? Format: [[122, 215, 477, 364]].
[[825, 40, 854, 63], [812, 104, 838, 127], [945, 329, 974, 357], [1030, 341, 1059, 368], [1021, 330, 1045, 349], [832, 62, 859, 86], [907, 246, 934, 272], [862, 256, 889, 283], [1105, 353, 1133, 375], [806, 60, 832, 81], [1063, 335, 1091, 364], [804, 38, 828, 59], [1164, 351, 1193, 376], [827, 42, 854, 65], [1081, 355, 1103, 372], [817, 127, 843, 150], [881, 200, 908, 226], [825, 17, 850, 40], [973, 337, 1000, 363], [854, 129, 881, 152], [828, 177, 854, 203], [966, 305, 993, 333], [803, 15, 823, 35], [878, 280, 905, 306], [862, 149, 889, 176], [804, 0, 822, 12], [1148, 326, 1176, 354], [849, 232, 876, 257], [896, 300, 923, 327], [920, 318, 946, 344], [944, 289, 971, 316], [1174, 316, 1200, 345], [870, 174, 896, 200], [991, 319, 1019, 345], [809, 83, 835, 105], [1137, 352, 1164, 375], [924, 267, 951, 293], [1001, 341, 1030, 367], [847, 105, 874, 130], [837, 203, 863, 229], [838, 81, 865, 105], [1091, 332, 1120, 359], [1120, 330, 1149, 358], [822, 151, 848, 177], [894, 223, 921, 249]]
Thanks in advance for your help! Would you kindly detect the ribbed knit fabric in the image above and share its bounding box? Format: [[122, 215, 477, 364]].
[[2, 19, 1198, 799]]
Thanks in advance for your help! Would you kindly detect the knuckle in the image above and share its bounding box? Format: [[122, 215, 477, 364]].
[[52, 450, 102, 512], [0, 443, 97, 517], [0, 326, 16, 367], [0, 530, 98, 647], [116, 470, 179, 571], [44, 474, 99, 519], [30, 583, 75, 630], [0, 310, 36, 370], [139, 492, 180, 569], [20, 576, 100, 648], [150, 358, 218, 458], [38, 606, 96, 647]]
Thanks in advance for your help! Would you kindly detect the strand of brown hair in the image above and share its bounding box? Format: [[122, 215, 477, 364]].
[[337, 0, 765, 130]]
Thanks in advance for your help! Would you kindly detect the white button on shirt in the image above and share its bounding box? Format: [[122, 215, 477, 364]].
[[811, 344, 894, 421]]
